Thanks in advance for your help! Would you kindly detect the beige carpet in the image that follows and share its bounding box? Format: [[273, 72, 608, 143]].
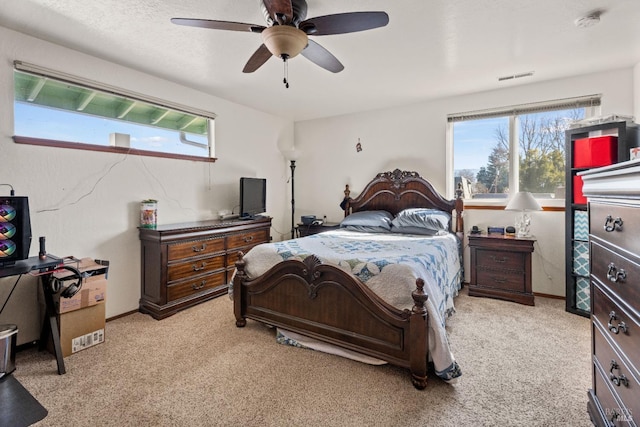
[[13, 291, 592, 427]]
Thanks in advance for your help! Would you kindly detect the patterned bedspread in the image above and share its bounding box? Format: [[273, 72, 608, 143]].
[[241, 229, 463, 382]]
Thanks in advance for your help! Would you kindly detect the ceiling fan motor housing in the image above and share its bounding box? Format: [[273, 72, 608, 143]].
[[262, 26, 308, 58]]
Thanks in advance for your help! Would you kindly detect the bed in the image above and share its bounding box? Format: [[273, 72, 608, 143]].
[[233, 169, 464, 389]]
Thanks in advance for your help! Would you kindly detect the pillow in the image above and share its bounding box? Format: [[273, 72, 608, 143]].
[[391, 208, 451, 235], [341, 225, 391, 233], [390, 225, 447, 236], [340, 210, 393, 231]]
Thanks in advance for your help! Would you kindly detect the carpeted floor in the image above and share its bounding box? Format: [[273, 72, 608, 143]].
[[13, 291, 592, 426]]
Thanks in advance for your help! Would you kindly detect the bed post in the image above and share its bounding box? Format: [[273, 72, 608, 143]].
[[409, 278, 429, 390], [454, 182, 464, 235], [234, 253, 247, 327], [341, 184, 351, 217]]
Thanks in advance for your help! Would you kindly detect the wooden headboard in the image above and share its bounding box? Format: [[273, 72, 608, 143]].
[[342, 169, 464, 233]]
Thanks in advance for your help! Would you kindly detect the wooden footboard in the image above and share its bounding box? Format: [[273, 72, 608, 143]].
[[234, 254, 430, 389]]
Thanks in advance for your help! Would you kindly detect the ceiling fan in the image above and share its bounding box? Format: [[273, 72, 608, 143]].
[[171, 0, 389, 87]]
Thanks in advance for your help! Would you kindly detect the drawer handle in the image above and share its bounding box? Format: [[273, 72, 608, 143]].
[[606, 263, 627, 283], [604, 215, 623, 232], [607, 311, 627, 335], [192, 262, 206, 272], [192, 243, 207, 252], [609, 360, 629, 387], [490, 255, 507, 263], [192, 281, 206, 290], [243, 235, 254, 243], [608, 311, 628, 335]]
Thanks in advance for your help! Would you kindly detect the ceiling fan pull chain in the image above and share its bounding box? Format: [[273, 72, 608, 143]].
[[283, 56, 290, 89]]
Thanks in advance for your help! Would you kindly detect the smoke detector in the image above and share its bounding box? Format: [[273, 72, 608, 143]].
[[575, 11, 602, 28]]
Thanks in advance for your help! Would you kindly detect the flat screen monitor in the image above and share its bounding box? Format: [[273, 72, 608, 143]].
[[239, 177, 266, 219], [0, 196, 32, 268]]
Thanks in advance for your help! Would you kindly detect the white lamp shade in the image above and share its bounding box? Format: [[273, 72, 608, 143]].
[[282, 148, 301, 161], [505, 192, 542, 211]]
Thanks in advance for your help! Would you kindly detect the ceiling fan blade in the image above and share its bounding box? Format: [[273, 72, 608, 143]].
[[262, 0, 293, 25], [301, 40, 344, 73], [243, 44, 273, 73], [171, 18, 265, 33], [300, 12, 389, 36]]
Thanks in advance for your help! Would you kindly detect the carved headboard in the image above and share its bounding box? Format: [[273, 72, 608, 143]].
[[342, 169, 464, 233]]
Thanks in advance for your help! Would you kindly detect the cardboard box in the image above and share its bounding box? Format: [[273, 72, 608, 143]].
[[52, 302, 106, 357], [574, 136, 617, 168], [53, 258, 109, 314]]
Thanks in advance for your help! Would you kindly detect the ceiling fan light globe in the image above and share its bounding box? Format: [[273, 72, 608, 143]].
[[262, 26, 308, 59]]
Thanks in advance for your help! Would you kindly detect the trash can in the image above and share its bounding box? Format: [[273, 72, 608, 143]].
[[0, 324, 18, 378]]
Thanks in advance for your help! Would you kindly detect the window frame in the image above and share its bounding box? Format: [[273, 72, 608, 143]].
[[446, 95, 602, 205], [12, 61, 217, 162]]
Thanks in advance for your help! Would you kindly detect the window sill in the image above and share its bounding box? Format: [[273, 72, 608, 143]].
[[13, 136, 217, 163], [463, 198, 565, 211]]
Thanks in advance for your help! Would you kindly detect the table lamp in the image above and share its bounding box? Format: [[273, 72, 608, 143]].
[[505, 192, 542, 237]]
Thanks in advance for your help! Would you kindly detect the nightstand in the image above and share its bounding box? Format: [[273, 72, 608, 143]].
[[296, 222, 340, 237], [468, 234, 535, 305]]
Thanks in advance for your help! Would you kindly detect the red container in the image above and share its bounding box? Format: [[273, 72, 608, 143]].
[[573, 136, 617, 168], [573, 175, 586, 204]]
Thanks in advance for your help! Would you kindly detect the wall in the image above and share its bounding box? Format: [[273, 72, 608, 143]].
[[0, 26, 294, 337], [293, 67, 636, 297]]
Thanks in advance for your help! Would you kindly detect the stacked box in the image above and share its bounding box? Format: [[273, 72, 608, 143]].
[[50, 258, 108, 357], [574, 136, 617, 168]]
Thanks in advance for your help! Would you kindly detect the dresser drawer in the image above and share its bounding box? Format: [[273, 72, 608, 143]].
[[475, 269, 524, 293], [226, 244, 263, 268], [227, 229, 269, 250], [167, 270, 226, 301], [592, 285, 640, 369], [591, 241, 640, 315], [591, 202, 640, 256], [593, 323, 640, 425], [593, 359, 635, 427], [167, 255, 225, 282], [476, 250, 525, 272], [168, 238, 225, 261]]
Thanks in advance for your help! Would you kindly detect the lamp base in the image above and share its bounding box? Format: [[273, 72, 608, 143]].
[[515, 212, 532, 238]]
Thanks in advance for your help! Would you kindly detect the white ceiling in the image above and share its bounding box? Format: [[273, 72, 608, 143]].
[[1, 0, 640, 122]]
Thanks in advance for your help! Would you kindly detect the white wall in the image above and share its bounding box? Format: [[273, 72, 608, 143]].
[[0, 26, 294, 326], [294, 68, 636, 297]]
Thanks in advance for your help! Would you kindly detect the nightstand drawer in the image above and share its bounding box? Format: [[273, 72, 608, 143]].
[[476, 250, 525, 272], [476, 268, 525, 292], [468, 234, 534, 305]]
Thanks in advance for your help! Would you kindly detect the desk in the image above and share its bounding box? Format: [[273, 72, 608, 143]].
[[0, 255, 66, 374]]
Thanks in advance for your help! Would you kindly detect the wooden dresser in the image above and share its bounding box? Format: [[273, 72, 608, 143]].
[[139, 217, 271, 320], [581, 160, 640, 427], [468, 234, 535, 305]]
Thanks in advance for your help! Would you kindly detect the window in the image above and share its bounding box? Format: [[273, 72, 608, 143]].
[[448, 95, 601, 201], [13, 61, 216, 161]]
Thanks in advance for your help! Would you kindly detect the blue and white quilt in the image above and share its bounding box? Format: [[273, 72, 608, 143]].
[[241, 229, 463, 382]]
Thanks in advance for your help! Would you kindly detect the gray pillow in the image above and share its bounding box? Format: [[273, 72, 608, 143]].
[[340, 210, 393, 231], [341, 225, 391, 233], [391, 208, 451, 234]]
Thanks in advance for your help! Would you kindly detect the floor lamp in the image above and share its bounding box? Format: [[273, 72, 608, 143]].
[[290, 159, 296, 239]]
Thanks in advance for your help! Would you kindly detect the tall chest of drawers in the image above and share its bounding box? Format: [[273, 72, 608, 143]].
[[581, 160, 640, 427], [139, 217, 271, 320]]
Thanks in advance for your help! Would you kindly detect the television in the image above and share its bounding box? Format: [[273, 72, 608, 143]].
[[0, 196, 32, 268], [239, 177, 266, 219]]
